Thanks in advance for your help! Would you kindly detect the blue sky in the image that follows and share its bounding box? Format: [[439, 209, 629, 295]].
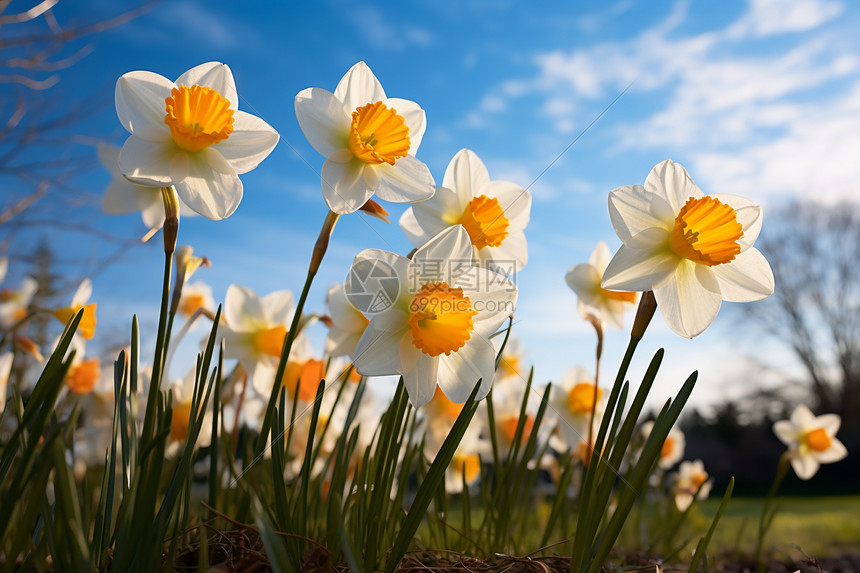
[[5, 0, 860, 408]]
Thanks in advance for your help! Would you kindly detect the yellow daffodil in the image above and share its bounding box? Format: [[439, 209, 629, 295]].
[[602, 159, 774, 338], [346, 225, 517, 408], [773, 404, 847, 480], [51, 279, 97, 340], [115, 62, 279, 220], [400, 149, 531, 274], [295, 61, 434, 214], [566, 241, 637, 329], [672, 459, 712, 511]]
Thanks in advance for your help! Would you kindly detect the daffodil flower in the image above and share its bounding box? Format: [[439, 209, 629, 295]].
[[400, 149, 531, 274], [177, 280, 215, 318], [566, 241, 637, 329], [99, 144, 198, 231], [548, 366, 605, 453], [295, 61, 434, 214], [0, 276, 37, 329], [672, 459, 712, 511], [52, 279, 97, 340], [641, 421, 685, 469], [324, 283, 368, 358], [773, 404, 847, 480], [602, 159, 774, 338], [346, 225, 517, 408], [115, 62, 279, 220]]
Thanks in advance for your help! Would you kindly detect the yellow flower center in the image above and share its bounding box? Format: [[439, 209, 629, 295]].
[[253, 325, 288, 358], [66, 358, 101, 394], [568, 382, 601, 414], [500, 414, 534, 447], [691, 471, 708, 489], [661, 436, 676, 460], [348, 101, 410, 165], [408, 282, 477, 357], [452, 453, 482, 484], [170, 399, 194, 441], [802, 427, 832, 452], [458, 195, 509, 249], [281, 358, 325, 402], [669, 196, 743, 266], [179, 293, 207, 316], [598, 286, 637, 304], [164, 85, 235, 152], [53, 303, 97, 340]]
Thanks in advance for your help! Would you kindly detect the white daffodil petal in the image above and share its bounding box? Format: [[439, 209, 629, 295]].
[[174, 152, 242, 220], [216, 111, 279, 174], [176, 62, 238, 109], [711, 248, 774, 303], [815, 439, 847, 463], [295, 88, 350, 158], [413, 226, 474, 284], [791, 453, 818, 480], [791, 404, 816, 428], [460, 270, 518, 329], [225, 285, 266, 331], [773, 420, 797, 446], [443, 149, 490, 200], [347, 249, 412, 317], [321, 158, 374, 214], [437, 340, 495, 403], [645, 159, 704, 213], [609, 185, 674, 242], [602, 240, 678, 292], [816, 414, 841, 435], [487, 180, 531, 230], [591, 242, 612, 273], [140, 200, 166, 229], [103, 180, 148, 215], [119, 136, 177, 186], [250, 360, 277, 398], [115, 71, 174, 141], [566, 264, 600, 299], [335, 61, 386, 112], [399, 207, 432, 245], [476, 230, 528, 275], [384, 97, 426, 152], [261, 290, 294, 326], [373, 156, 435, 203], [400, 336, 439, 408], [653, 260, 722, 338], [408, 186, 463, 237]]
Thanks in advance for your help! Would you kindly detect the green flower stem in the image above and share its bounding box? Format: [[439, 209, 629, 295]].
[[754, 451, 790, 570], [256, 209, 339, 457], [141, 186, 178, 445]]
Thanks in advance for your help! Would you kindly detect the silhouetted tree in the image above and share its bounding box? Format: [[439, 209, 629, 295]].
[[750, 200, 860, 426]]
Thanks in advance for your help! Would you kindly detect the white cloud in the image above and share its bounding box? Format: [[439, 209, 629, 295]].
[[727, 0, 843, 38], [466, 0, 860, 202], [345, 5, 434, 52]]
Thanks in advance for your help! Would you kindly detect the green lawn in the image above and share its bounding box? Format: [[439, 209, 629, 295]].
[[698, 495, 860, 558]]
